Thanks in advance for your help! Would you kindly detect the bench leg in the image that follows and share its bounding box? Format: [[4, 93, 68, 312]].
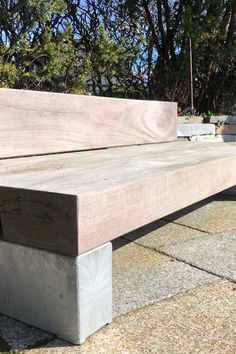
[[0, 240, 112, 344]]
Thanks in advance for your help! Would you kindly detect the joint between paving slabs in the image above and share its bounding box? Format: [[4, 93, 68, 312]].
[[122, 230, 236, 285], [121, 235, 175, 261], [163, 218, 210, 234], [156, 248, 236, 284]]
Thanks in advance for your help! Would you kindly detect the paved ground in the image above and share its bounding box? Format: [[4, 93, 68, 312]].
[[0, 194, 235, 354]]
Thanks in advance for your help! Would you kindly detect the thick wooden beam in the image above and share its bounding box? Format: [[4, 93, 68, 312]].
[[0, 88, 177, 158], [1, 141, 236, 255]]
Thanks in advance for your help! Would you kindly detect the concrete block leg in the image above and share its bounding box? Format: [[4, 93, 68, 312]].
[[0, 240, 112, 344]]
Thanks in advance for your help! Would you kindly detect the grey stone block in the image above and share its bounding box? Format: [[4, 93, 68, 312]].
[[189, 135, 223, 142], [221, 134, 236, 142], [177, 124, 215, 137], [178, 115, 236, 125], [0, 241, 112, 344], [189, 134, 236, 142], [210, 115, 236, 124], [177, 116, 204, 124]]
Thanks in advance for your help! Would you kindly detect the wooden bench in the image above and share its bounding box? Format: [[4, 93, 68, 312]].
[[0, 88, 236, 344]]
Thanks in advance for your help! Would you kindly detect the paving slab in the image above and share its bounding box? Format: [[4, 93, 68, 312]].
[[166, 197, 236, 233], [112, 239, 217, 317], [0, 315, 54, 351], [161, 230, 236, 282], [123, 219, 207, 251], [26, 280, 236, 354]]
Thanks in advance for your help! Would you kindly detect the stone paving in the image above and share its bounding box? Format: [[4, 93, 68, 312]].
[[0, 195, 235, 354]]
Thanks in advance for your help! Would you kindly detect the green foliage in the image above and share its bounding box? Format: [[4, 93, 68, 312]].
[[0, 0, 235, 112], [191, 0, 236, 112], [0, 0, 85, 92], [87, 27, 132, 76], [0, 63, 18, 87], [85, 26, 137, 95]]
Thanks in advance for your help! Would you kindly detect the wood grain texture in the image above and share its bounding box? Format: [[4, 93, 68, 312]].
[[0, 88, 177, 158], [1, 141, 236, 255], [0, 188, 78, 255]]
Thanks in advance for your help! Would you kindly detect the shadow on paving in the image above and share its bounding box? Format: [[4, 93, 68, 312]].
[[165, 194, 236, 224], [114, 196, 216, 250], [0, 315, 55, 353], [0, 337, 10, 353]]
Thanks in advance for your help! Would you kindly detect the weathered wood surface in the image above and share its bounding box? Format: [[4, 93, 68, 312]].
[[1, 141, 236, 255], [0, 88, 177, 158]]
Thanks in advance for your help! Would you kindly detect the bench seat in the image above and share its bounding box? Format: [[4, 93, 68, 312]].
[[1, 141, 236, 256]]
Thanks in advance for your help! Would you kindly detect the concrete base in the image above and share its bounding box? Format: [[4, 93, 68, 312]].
[[0, 241, 112, 344]]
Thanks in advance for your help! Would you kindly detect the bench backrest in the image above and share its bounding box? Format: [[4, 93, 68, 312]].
[[0, 88, 177, 158]]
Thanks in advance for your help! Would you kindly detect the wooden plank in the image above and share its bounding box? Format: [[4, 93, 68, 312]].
[[1, 141, 236, 255], [0, 88, 177, 158]]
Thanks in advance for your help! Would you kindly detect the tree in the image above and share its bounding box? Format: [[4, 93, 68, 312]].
[[0, 0, 86, 92], [0, 0, 235, 112]]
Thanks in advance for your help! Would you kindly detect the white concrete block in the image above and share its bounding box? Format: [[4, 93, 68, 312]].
[[177, 124, 215, 137], [0, 241, 112, 344], [189, 135, 224, 142], [189, 135, 236, 142]]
